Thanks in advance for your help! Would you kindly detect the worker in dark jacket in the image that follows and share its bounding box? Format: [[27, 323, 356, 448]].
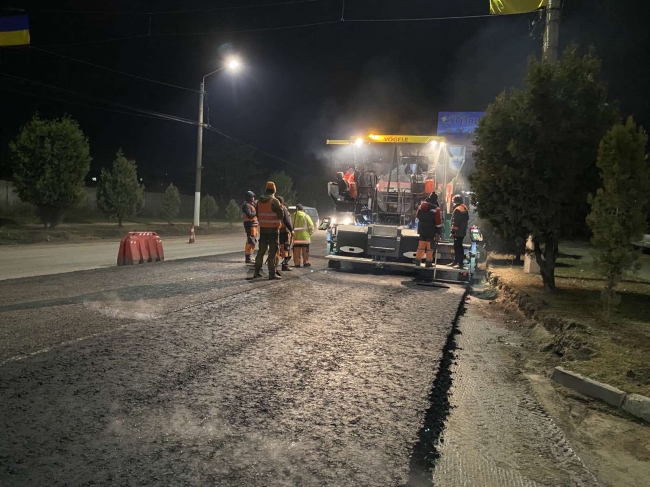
[[254, 182, 292, 280], [415, 193, 443, 267], [275, 196, 294, 272], [241, 191, 258, 264], [451, 194, 470, 269]]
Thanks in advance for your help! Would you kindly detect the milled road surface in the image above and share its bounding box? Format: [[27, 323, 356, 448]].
[[0, 232, 247, 281], [0, 239, 605, 486]]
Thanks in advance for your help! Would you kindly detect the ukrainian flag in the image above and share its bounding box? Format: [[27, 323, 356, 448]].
[[0, 15, 30, 46], [490, 0, 547, 15]]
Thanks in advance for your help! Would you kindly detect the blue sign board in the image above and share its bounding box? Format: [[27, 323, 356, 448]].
[[437, 112, 484, 135], [437, 112, 485, 173]]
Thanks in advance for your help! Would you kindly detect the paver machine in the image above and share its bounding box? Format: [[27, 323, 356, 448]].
[[323, 134, 481, 284]]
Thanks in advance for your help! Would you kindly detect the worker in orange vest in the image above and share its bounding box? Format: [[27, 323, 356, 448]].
[[241, 191, 258, 264], [415, 193, 443, 267], [254, 181, 292, 280], [275, 196, 294, 272]]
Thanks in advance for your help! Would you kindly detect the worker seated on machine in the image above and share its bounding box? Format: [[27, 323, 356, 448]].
[[336, 171, 358, 201]]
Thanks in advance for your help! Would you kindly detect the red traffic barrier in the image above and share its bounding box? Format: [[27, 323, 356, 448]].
[[117, 232, 164, 266]]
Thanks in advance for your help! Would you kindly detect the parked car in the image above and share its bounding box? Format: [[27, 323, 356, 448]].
[[287, 206, 320, 229]]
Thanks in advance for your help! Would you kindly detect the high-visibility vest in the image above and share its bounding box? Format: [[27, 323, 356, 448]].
[[257, 199, 281, 228], [291, 211, 313, 244], [242, 202, 258, 224]]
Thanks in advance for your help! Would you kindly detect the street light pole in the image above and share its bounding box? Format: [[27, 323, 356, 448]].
[[192, 58, 240, 228], [194, 80, 204, 228]]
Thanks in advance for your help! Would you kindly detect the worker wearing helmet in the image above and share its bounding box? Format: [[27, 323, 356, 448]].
[[451, 194, 469, 269], [241, 190, 259, 264], [414, 193, 443, 267], [254, 182, 292, 280], [291, 204, 314, 267], [275, 196, 294, 272]]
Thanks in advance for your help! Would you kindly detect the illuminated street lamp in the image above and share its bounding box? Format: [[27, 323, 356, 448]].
[[193, 57, 241, 227]]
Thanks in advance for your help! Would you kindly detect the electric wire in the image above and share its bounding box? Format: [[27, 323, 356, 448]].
[[31, 47, 200, 93], [205, 125, 301, 169], [0, 72, 197, 125], [154, 19, 341, 37], [0, 85, 168, 121], [1, 1, 320, 16], [0, 77, 299, 169]]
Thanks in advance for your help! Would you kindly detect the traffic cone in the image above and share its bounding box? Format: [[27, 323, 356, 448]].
[[188, 225, 196, 244]]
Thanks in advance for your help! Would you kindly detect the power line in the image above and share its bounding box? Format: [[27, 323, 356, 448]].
[[34, 33, 151, 49], [1, 1, 320, 15], [149, 12, 529, 37], [155, 19, 341, 36], [0, 72, 197, 125], [31, 47, 200, 93], [345, 13, 508, 23], [0, 85, 168, 121], [205, 125, 301, 169]]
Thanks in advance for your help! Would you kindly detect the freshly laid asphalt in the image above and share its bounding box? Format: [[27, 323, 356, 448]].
[[0, 235, 603, 486]]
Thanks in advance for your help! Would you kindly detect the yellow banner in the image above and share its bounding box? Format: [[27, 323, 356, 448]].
[[490, 0, 547, 15], [0, 29, 30, 46]]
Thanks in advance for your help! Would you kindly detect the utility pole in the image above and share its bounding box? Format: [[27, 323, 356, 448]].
[[543, 0, 561, 63], [193, 81, 204, 227]]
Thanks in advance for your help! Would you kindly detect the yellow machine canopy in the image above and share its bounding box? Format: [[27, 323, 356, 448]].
[[326, 134, 446, 145]]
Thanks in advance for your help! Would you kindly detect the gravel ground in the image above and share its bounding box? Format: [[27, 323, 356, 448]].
[[433, 297, 601, 487], [0, 256, 464, 486]]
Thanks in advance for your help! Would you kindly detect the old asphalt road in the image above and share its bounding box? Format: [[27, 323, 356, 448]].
[[0, 233, 247, 281], [0, 236, 602, 486]]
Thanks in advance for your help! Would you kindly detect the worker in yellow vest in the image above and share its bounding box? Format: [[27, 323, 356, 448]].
[[290, 204, 314, 267], [254, 181, 292, 280]]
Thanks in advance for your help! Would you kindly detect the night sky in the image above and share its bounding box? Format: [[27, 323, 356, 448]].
[[1, 0, 648, 194]]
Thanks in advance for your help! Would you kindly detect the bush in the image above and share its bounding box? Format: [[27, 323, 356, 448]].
[[225, 199, 240, 226], [97, 149, 145, 227], [10, 114, 91, 227], [161, 184, 181, 224], [201, 195, 218, 226]]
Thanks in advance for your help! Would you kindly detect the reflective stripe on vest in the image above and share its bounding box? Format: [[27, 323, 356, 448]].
[[257, 200, 281, 228], [291, 212, 310, 231]]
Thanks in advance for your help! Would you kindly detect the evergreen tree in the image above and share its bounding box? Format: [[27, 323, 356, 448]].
[[10, 114, 91, 227], [471, 47, 616, 289], [161, 183, 180, 224], [587, 118, 650, 319], [97, 149, 145, 227], [225, 199, 240, 226], [201, 195, 219, 226]]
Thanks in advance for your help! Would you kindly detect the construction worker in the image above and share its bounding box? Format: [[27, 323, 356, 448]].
[[254, 181, 292, 280], [291, 203, 314, 267], [451, 194, 470, 269], [241, 191, 258, 264], [415, 193, 443, 267], [275, 196, 294, 272]]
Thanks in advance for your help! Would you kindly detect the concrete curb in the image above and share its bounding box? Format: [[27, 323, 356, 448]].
[[622, 394, 650, 423], [484, 266, 650, 424], [552, 367, 626, 408], [552, 367, 650, 423]]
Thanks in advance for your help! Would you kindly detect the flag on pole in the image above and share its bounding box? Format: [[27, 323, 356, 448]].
[[0, 15, 30, 46], [490, 0, 547, 15]]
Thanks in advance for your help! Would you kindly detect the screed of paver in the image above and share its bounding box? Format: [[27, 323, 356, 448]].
[[0, 271, 464, 486], [432, 297, 601, 487]]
